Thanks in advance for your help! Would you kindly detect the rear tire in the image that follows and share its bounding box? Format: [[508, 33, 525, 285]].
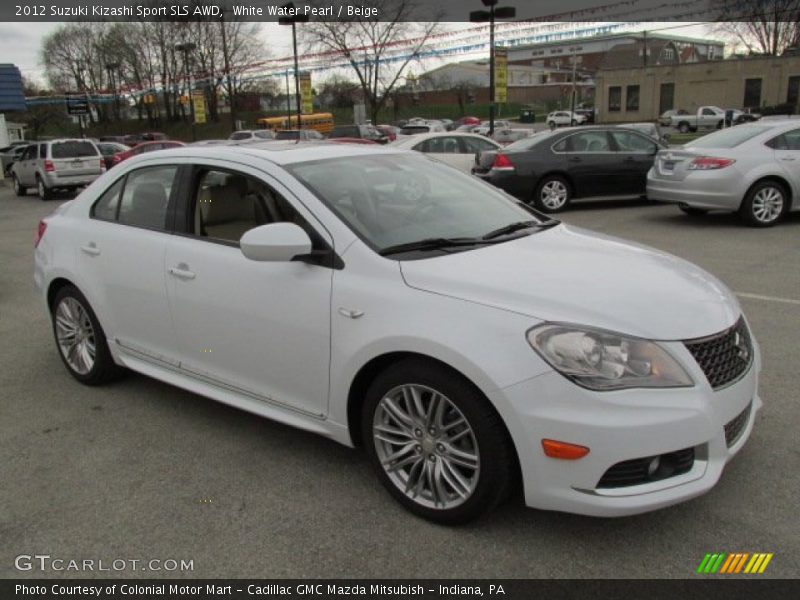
[[548, 121, 556, 131], [362, 359, 515, 525], [12, 174, 26, 196], [534, 175, 572, 213], [37, 177, 51, 201], [677, 122, 690, 134], [570, 119, 577, 126], [51, 285, 124, 386], [739, 180, 788, 227]]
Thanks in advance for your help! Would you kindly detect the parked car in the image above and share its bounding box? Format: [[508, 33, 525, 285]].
[[670, 106, 726, 133], [97, 142, 131, 169], [34, 142, 760, 524], [616, 122, 669, 144], [275, 129, 324, 141], [376, 124, 401, 141], [453, 116, 481, 129], [647, 121, 800, 226], [492, 128, 534, 145], [472, 120, 512, 136], [473, 126, 666, 212], [1, 143, 29, 175], [328, 124, 389, 144], [574, 108, 595, 124], [440, 118, 455, 131], [547, 111, 588, 129], [658, 109, 689, 127], [110, 140, 185, 166], [328, 137, 379, 145], [398, 122, 446, 135], [229, 129, 276, 141], [98, 135, 128, 144], [11, 139, 105, 200], [723, 109, 761, 127], [391, 132, 501, 172]]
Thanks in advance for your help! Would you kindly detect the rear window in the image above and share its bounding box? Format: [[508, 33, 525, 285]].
[[400, 126, 430, 135], [276, 131, 299, 140], [687, 126, 772, 149], [51, 141, 99, 158]]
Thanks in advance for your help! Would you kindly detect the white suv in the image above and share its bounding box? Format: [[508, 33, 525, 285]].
[[11, 139, 105, 200], [547, 111, 588, 129]]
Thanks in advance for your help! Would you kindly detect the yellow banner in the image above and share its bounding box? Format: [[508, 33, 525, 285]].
[[299, 72, 313, 115], [494, 47, 508, 104], [192, 91, 206, 124]]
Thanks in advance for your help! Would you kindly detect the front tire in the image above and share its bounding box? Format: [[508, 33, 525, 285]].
[[533, 175, 572, 212], [12, 174, 26, 196], [51, 285, 124, 385], [739, 180, 788, 227], [362, 359, 515, 525]]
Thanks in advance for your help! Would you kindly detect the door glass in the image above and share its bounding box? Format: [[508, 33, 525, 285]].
[[193, 169, 306, 244], [461, 137, 496, 153], [782, 129, 800, 151], [610, 131, 656, 153], [39, 144, 47, 158], [568, 131, 611, 152], [117, 166, 177, 230], [91, 178, 125, 221]]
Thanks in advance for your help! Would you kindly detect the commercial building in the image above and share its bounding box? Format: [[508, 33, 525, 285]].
[[595, 54, 800, 123]]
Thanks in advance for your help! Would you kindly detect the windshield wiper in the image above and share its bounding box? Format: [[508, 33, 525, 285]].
[[379, 237, 490, 256], [481, 219, 560, 240]]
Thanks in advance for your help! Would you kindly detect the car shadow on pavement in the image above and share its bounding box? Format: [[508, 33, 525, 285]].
[[642, 207, 800, 229]]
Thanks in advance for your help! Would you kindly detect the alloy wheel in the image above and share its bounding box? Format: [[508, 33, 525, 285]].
[[372, 384, 480, 510], [751, 186, 784, 224], [540, 180, 568, 210], [54, 297, 96, 375]]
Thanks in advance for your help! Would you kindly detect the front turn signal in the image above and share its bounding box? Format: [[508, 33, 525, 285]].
[[541, 439, 590, 460]]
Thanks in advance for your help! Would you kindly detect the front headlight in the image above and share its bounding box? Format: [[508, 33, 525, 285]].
[[527, 323, 694, 391]]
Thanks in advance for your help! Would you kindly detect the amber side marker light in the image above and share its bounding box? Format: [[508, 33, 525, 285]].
[[542, 439, 590, 460]]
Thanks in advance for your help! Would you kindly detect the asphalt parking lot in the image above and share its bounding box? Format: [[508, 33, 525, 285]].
[[1, 182, 798, 579]]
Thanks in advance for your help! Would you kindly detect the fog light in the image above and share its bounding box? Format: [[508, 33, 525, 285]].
[[647, 456, 661, 477]]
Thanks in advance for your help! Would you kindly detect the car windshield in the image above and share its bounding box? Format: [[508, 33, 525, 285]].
[[688, 126, 771, 148], [51, 141, 98, 158], [287, 154, 552, 256]]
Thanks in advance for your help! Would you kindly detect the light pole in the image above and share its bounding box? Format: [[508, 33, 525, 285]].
[[175, 41, 197, 141], [470, 0, 515, 137], [279, 3, 309, 130], [105, 62, 120, 121]]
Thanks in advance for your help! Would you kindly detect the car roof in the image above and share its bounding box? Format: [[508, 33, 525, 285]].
[[133, 140, 405, 167], [392, 131, 496, 145]]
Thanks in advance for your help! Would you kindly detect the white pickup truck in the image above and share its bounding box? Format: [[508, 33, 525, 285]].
[[670, 106, 726, 133]]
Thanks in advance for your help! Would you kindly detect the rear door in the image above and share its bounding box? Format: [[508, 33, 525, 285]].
[[770, 128, 800, 196], [563, 130, 620, 197], [609, 130, 661, 194], [50, 140, 102, 178], [16, 145, 36, 185]]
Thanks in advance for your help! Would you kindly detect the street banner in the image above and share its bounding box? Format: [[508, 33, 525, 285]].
[[299, 72, 313, 114], [192, 91, 206, 124], [494, 47, 508, 104]]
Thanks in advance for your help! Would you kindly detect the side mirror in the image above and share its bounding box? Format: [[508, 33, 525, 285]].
[[240, 222, 312, 262]]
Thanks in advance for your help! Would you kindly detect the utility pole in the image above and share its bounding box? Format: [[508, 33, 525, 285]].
[[74, 61, 84, 138], [175, 42, 197, 141], [570, 46, 578, 117], [285, 70, 291, 126], [279, 3, 309, 130], [220, 19, 237, 132], [105, 62, 120, 121]]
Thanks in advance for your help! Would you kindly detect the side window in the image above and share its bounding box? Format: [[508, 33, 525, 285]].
[[23, 146, 36, 160], [461, 137, 497, 153], [192, 169, 307, 245], [783, 129, 800, 151], [552, 138, 568, 153], [117, 166, 177, 230], [39, 144, 47, 158], [91, 178, 125, 221], [610, 131, 656, 153], [568, 131, 611, 152]]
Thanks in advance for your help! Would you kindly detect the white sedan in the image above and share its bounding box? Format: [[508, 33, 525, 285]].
[[391, 132, 501, 172], [35, 142, 760, 523]]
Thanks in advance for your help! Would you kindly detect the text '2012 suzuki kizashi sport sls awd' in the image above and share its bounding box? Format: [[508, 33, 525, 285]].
[[34, 142, 761, 524]]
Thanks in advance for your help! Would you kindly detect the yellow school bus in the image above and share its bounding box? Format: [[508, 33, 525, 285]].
[[257, 113, 334, 135]]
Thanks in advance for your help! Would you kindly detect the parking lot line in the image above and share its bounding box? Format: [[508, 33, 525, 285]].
[[735, 292, 800, 306]]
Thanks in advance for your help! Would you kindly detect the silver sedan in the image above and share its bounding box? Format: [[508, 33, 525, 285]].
[[647, 120, 800, 226]]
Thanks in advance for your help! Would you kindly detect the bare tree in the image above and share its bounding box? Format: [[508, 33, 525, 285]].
[[710, 0, 800, 56], [303, 0, 440, 123]]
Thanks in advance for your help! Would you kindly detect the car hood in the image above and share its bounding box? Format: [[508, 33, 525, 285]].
[[399, 224, 740, 340]]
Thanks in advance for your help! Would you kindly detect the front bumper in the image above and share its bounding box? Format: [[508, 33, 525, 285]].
[[492, 337, 761, 517], [647, 169, 743, 211]]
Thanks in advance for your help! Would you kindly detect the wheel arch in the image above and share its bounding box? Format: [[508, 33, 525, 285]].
[[534, 170, 575, 198], [47, 277, 77, 312], [740, 175, 794, 211]]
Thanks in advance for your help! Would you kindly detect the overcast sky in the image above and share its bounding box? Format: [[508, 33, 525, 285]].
[[1, 21, 715, 89]]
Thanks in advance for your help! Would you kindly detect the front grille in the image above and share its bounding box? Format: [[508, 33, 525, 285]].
[[597, 447, 695, 489], [725, 402, 752, 447], [684, 318, 753, 389]]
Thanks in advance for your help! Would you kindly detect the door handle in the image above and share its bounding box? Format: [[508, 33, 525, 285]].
[[80, 243, 100, 256], [568, 156, 581, 162], [780, 156, 796, 161], [169, 264, 196, 280]]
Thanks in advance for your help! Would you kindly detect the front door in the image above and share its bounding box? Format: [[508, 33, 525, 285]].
[[564, 130, 620, 197], [165, 163, 333, 417]]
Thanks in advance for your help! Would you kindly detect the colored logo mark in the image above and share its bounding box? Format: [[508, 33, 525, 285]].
[[697, 552, 773, 574]]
